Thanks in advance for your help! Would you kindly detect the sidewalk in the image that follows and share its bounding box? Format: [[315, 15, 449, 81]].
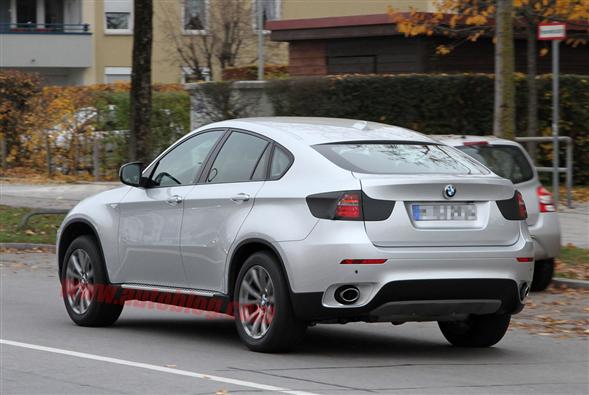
[[559, 202, 589, 248]]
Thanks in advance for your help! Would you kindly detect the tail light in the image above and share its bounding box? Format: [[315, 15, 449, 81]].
[[537, 185, 555, 212], [341, 259, 387, 264], [516, 191, 528, 219], [497, 190, 528, 220], [335, 192, 362, 220], [306, 191, 395, 221]]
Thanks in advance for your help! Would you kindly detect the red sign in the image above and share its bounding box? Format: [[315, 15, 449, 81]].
[[538, 23, 567, 40]]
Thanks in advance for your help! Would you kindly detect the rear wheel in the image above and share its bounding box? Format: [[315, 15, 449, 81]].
[[234, 251, 306, 353], [61, 235, 123, 326], [531, 258, 554, 292], [438, 313, 511, 347]]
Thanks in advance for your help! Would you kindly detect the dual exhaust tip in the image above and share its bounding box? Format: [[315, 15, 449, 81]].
[[335, 285, 360, 305]]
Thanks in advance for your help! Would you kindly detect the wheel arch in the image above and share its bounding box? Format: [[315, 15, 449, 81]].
[[58, 218, 107, 280], [227, 238, 291, 298]]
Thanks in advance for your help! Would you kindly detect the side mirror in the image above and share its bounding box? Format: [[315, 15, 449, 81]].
[[119, 162, 146, 188]]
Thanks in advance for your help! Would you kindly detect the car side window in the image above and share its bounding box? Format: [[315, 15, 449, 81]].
[[270, 146, 292, 179], [150, 130, 223, 187], [207, 132, 269, 184], [251, 145, 272, 181]]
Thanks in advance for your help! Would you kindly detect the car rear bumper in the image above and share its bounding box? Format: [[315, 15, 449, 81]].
[[277, 220, 534, 322], [290, 279, 525, 322], [529, 212, 561, 260]]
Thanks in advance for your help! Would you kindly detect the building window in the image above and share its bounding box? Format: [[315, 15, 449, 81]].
[[106, 12, 130, 30], [253, 0, 280, 32], [104, 67, 132, 83], [182, 67, 211, 83], [104, 0, 133, 34], [183, 0, 208, 34]]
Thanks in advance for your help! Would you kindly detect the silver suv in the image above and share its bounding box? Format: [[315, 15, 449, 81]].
[[434, 135, 561, 291], [57, 118, 534, 352]]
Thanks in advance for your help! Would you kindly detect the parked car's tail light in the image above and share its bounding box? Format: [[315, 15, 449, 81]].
[[340, 259, 387, 264], [516, 257, 534, 262], [496, 190, 528, 220], [306, 191, 395, 221], [537, 185, 556, 212]]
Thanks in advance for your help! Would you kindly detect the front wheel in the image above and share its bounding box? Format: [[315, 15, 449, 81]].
[[438, 313, 511, 347], [531, 258, 554, 292], [61, 235, 123, 326], [234, 251, 306, 353]]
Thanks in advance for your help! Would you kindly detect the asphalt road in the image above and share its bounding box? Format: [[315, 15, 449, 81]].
[[1, 252, 588, 395]]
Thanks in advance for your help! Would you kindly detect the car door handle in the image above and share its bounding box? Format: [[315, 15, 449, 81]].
[[166, 195, 183, 206], [231, 193, 250, 202]]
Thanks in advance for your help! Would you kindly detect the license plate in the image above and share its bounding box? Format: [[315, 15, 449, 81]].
[[412, 204, 477, 221]]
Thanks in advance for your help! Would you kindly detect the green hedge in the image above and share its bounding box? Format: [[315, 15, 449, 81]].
[[94, 90, 190, 166], [267, 74, 589, 185]]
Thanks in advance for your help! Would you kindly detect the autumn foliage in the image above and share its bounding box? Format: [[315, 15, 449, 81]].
[[0, 72, 189, 180]]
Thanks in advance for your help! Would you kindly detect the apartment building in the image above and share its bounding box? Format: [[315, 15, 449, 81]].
[[0, 1, 432, 85]]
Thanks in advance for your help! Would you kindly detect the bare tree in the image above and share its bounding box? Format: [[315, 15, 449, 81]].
[[494, 0, 516, 139], [129, 0, 153, 163], [159, 0, 253, 81]]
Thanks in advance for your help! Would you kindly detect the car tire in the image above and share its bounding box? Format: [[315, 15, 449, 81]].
[[531, 258, 554, 292], [61, 235, 123, 327], [438, 313, 511, 347], [234, 251, 306, 353]]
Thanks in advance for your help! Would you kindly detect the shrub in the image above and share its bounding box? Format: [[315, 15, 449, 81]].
[[267, 74, 589, 184], [222, 64, 289, 81]]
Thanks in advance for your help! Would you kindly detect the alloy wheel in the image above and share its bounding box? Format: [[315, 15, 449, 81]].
[[65, 249, 95, 315], [238, 265, 275, 339]]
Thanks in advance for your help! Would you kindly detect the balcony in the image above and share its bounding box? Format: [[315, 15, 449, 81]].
[[0, 23, 92, 68]]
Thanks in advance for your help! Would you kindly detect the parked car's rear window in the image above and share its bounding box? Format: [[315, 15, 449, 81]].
[[314, 143, 489, 175], [456, 144, 534, 184]]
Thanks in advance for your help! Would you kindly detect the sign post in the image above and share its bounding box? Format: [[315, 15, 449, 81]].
[[538, 22, 566, 208]]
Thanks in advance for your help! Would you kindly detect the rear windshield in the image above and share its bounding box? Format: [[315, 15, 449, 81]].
[[456, 144, 533, 184], [314, 143, 489, 175]]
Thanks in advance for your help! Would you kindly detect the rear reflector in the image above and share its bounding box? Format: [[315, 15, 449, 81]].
[[341, 259, 387, 265], [516, 257, 534, 262], [537, 185, 556, 212]]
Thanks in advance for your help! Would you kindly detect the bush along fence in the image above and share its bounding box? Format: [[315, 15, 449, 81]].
[[0, 72, 190, 181], [188, 74, 589, 185]]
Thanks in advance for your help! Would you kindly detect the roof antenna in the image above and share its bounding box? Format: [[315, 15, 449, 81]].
[[352, 121, 368, 130]]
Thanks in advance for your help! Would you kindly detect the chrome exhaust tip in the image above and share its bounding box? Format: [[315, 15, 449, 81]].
[[335, 285, 360, 305], [519, 282, 530, 301]]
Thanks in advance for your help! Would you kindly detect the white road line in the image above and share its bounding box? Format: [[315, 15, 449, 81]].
[[1, 339, 318, 395]]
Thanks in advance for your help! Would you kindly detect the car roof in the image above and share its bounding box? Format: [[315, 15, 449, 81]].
[[199, 117, 435, 146], [431, 134, 523, 147]]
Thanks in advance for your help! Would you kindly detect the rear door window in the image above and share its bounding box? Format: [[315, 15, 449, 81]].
[[206, 132, 269, 183], [456, 144, 533, 184], [270, 146, 293, 179], [314, 143, 488, 175]]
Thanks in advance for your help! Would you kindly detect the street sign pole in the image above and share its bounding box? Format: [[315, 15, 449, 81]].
[[552, 39, 560, 208], [538, 22, 566, 208]]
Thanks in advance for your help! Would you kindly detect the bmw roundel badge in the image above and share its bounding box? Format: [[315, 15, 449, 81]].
[[444, 184, 456, 199]]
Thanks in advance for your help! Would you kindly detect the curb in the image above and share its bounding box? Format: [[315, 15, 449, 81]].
[[552, 277, 589, 290], [0, 243, 56, 252]]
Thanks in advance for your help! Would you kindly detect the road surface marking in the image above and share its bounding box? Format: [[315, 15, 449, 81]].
[[1, 339, 318, 395]]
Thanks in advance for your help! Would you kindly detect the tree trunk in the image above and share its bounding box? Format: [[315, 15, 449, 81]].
[[1, 134, 6, 170], [45, 130, 52, 178], [526, 22, 539, 163], [493, 0, 516, 139], [129, 0, 153, 163]]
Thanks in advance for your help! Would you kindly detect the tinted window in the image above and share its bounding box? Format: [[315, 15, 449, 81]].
[[251, 145, 271, 181], [207, 132, 269, 183], [314, 143, 488, 175], [150, 131, 222, 187], [456, 144, 534, 184], [270, 146, 292, 179]]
